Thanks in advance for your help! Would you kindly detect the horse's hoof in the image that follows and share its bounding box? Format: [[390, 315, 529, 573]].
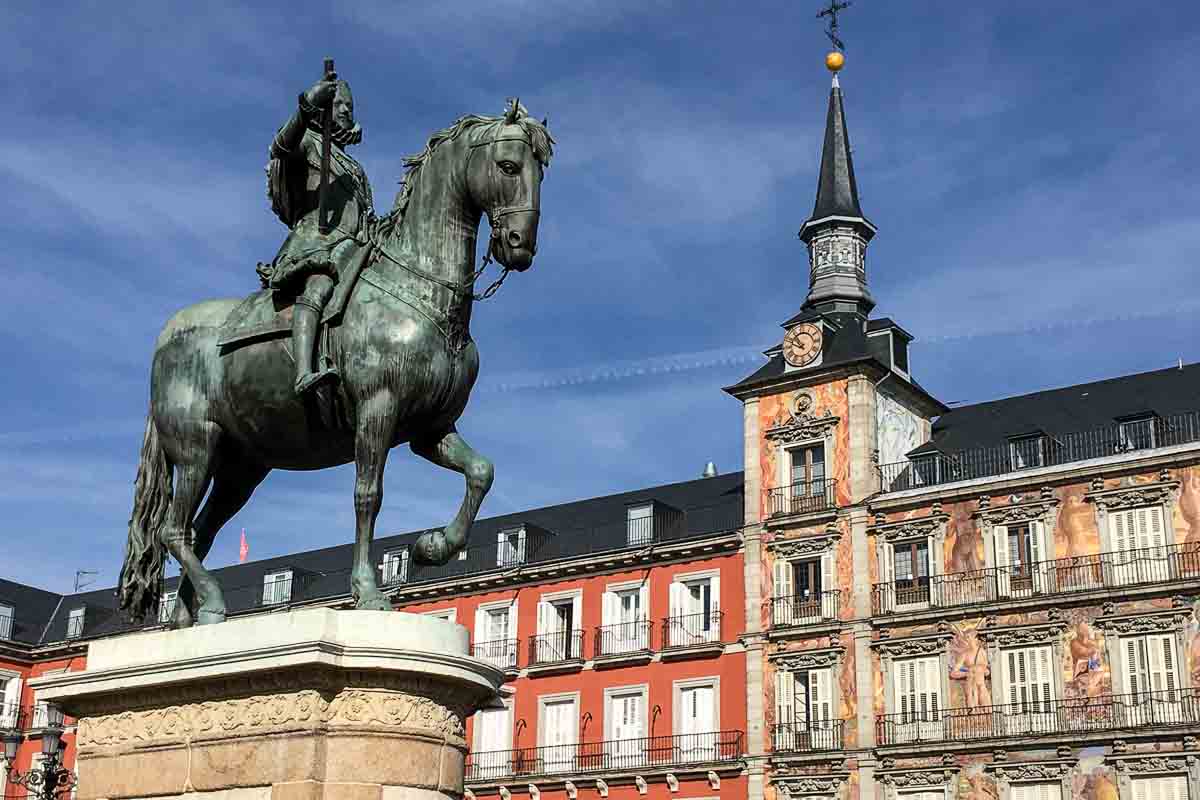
[[196, 609, 227, 625]]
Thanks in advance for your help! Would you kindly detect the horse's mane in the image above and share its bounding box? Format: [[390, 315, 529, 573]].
[[382, 103, 555, 231]]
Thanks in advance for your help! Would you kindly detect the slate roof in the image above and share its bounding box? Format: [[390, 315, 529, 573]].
[[1, 472, 744, 647], [803, 79, 871, 229], [911, 363, 1200, 456]]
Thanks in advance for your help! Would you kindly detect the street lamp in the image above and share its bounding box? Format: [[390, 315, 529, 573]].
[[0, 721, 77, 800]]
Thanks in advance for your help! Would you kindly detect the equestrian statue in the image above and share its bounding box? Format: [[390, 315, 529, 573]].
[[116, 60, 554, 628]]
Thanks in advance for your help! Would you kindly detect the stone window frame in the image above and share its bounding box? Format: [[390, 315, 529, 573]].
[[869, 513, 950, 611], [1084, 472, 1181, 555], [774, 772, 848, 799], [770, 646, 846, 728], [1105, 752, 1200, 800], [1096, 606, 1194, 694], [877, 767, 960, 800], [975, 490, 1061, 572], [872, 633, 952, 718], [978, 618, 1069, 708], [768, 526, 842, 623], [984, 757, 1076, 800], [764, 391, 841, 492]]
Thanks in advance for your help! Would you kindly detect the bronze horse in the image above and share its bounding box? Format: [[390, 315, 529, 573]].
[[117, 104, 554, 627]]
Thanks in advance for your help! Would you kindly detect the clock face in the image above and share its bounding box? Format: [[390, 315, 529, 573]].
[[783, 323, 823, 367]]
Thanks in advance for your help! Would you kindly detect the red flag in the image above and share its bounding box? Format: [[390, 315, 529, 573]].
[[239, 529, 249, 563]]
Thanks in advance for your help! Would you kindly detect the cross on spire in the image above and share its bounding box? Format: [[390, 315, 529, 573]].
[[816, 0, 852, 51]]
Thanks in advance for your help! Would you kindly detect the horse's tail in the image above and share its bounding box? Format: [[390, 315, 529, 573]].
[[117, 410, 172, 621]]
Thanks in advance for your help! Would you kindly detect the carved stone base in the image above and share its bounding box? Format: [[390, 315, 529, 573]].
[[33, 609, 503, 800]]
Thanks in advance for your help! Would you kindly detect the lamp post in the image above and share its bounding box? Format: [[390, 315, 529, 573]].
[[1, 722, 77, 800]]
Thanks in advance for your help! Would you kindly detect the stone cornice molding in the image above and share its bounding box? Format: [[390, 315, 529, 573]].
[[871, 632, 951, 658], [974, 492, 1060, 526], [978, 619, 1068, 647], [1085, 474, 1180, 511], [774, 773, 849, 797], [770, 646, 844, 670], [1107, 753, 1198, 774], [877, 767, 958, 788], [869, 514, 949, 543], [984, 759, 1076, 783], [1096, 607, 1191, 635], [765, 392, 841, 445], [769, 528, 841, 558]]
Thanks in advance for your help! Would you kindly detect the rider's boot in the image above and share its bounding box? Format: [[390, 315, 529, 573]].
[[293, 289, 338, 396]]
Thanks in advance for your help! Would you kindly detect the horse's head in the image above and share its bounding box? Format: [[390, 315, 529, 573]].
[[468, 100, 554, 271]]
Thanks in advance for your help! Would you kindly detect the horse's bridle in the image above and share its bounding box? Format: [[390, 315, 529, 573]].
[[468, 130, 541, 261]]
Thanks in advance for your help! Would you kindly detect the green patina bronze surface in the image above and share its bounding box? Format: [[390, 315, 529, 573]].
[[116, 67, 554, 628]]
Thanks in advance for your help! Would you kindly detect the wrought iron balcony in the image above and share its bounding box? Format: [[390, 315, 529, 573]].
[[594, 620, 653, 657], [767, 479, 837, 518], [0, 609, 12, 640], [872, 542, 1200, 615], [0, 703, 23, 732], [878, 409, 1200, 493], [876, 689, 1200, 746], [770, 591, 841, 629], [528, 629, 585, 666], [465, 730, 744, 782], [472, 638, 519, 671], [772, 719, 845, 753], [661, 611, 724, 650]]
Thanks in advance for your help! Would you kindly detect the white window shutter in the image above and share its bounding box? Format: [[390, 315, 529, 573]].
[[473, 606, 488, 645], [517, 527, 527, 561], [710, 573, 721, 612], [881, 542, 896, 611], [1123, 637, 1142, 695], [1149, 634, 1179, 697], [919, 657, 940, 718], [773, 560, 792, 625], [820, 553, 836, 618], [994, 525, 1011, 596], [1030, 521, 1045, 563], [810, 668, 832, 723], [1113, 510, 1132, 553], [1148, 506, 1166, 549], [602, 591, 617, 627], [669, 581, 684, 617], [775, 670, 796, 726], [537, 600, 552, 637]]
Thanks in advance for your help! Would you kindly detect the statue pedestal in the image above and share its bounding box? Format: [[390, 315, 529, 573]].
[[32, 609, 502, 800]]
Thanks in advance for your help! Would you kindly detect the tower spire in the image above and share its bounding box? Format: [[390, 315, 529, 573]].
[[798, 48, 875, 316]]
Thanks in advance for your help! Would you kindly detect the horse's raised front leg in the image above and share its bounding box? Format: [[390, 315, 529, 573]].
[[411, 426, 494, 565], [351, 390, 400, 611]]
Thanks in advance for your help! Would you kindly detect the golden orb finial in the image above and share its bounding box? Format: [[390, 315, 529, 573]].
[[825, 51, 845, 72]]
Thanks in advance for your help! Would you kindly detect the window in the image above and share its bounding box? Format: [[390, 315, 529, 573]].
[[262, 570, 293, 605], [1119, 416, 1157, 452], [1110, 505, 1170, 584], [158, 591, 178, 625], [910, 454, 942, 487], [883, 539, 931, 607], [667, 573, 720, 646], [1120, 634, 1182, 724], [473, 603, 516, 668], [0, 673, 21, 728], [1009, 434, 1046, 469], [772, 555, 835, 625], [775, 667, 835, 749], [1000, 645, 1055, 734], [626, 504, 654, 546], [601, 583, 649, 653], [789, 443, 826, 492], [892, 656, 942, 743], [0, 605, 12, 640], [424, 608, 457, 623], [1010, 784, 1063, 800], [497, 527, 526, 567], [382, 549, 409, 585], [1131, 776, 1188, 800], [538, 695, 578, 773], [535, 593, 582, 661], [471, 701, 513, 778], [993, 522, 1047, 596], [66, 607, 85, 639], [675, 679, 719, 760], [605, 688, 647, 766]]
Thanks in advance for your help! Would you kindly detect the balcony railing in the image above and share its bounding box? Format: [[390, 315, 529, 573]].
[[662, 611, 724, 649], [772, 719, 845, 753], [878, 409, 1200, 493], [594, 621, 653, 657], [0, 703, 23, 731], [872, 542, 1200, 615], [472, 638, 519, 671], [529, 629, 585, 666], [27, 703, 65, 730], [767, 479, 837, 518], [770, 591, 841, 628], [261, 575, 297, 606], [465, 730, 744, 781], [876, 689, 1200, 746], [0, 610, 12, 640]]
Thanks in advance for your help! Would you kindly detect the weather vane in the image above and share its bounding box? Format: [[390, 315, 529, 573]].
[[817, 0, 851, 51]]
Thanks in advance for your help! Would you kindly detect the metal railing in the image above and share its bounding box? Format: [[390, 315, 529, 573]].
[[872, 542, 1200, 615], [65, 614, 85, 639], [0, 703, 23, 731], [767, 479, 837, 518], [594, 621, 653, 656], [770, 590, 841, 628], [261, 574, 297, 606], [472, 638, 519, 670], [661, 611, 724, 650], [528, 629, 585, 665], [27, 703, 65, 730], [878, 410, 1200, 493], [626, 505, 686, 547], [772, 719, 845, 753], [465, 730, 744, 781], [876, 688, 1200, 746], [0, 609, 12, 640]]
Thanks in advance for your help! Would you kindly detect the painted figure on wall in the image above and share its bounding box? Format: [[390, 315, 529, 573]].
[[1064, 620, 1106, 698], [949, 623, 990, 708]]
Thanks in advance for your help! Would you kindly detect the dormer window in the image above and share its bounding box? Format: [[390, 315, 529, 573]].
[[382, 549, 409, 585], [66, 607, 85, 639], [627, 504, 654, 546], [1118, 414, 1157, 452], [0, 604, 12, 640], [497, 527, 527, 567], [1008, 434, 1046, 470], [158, 591, 178, 624], [263, 570, 293, 605]]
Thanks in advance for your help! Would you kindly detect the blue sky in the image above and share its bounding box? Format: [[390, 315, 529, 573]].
[[3, 1, 1198, 591]]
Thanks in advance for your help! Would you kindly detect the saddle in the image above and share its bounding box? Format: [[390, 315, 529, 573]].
[[216, 241, 373, 351]]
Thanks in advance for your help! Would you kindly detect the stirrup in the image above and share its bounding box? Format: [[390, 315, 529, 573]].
[[295, 367, 340, 396]]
